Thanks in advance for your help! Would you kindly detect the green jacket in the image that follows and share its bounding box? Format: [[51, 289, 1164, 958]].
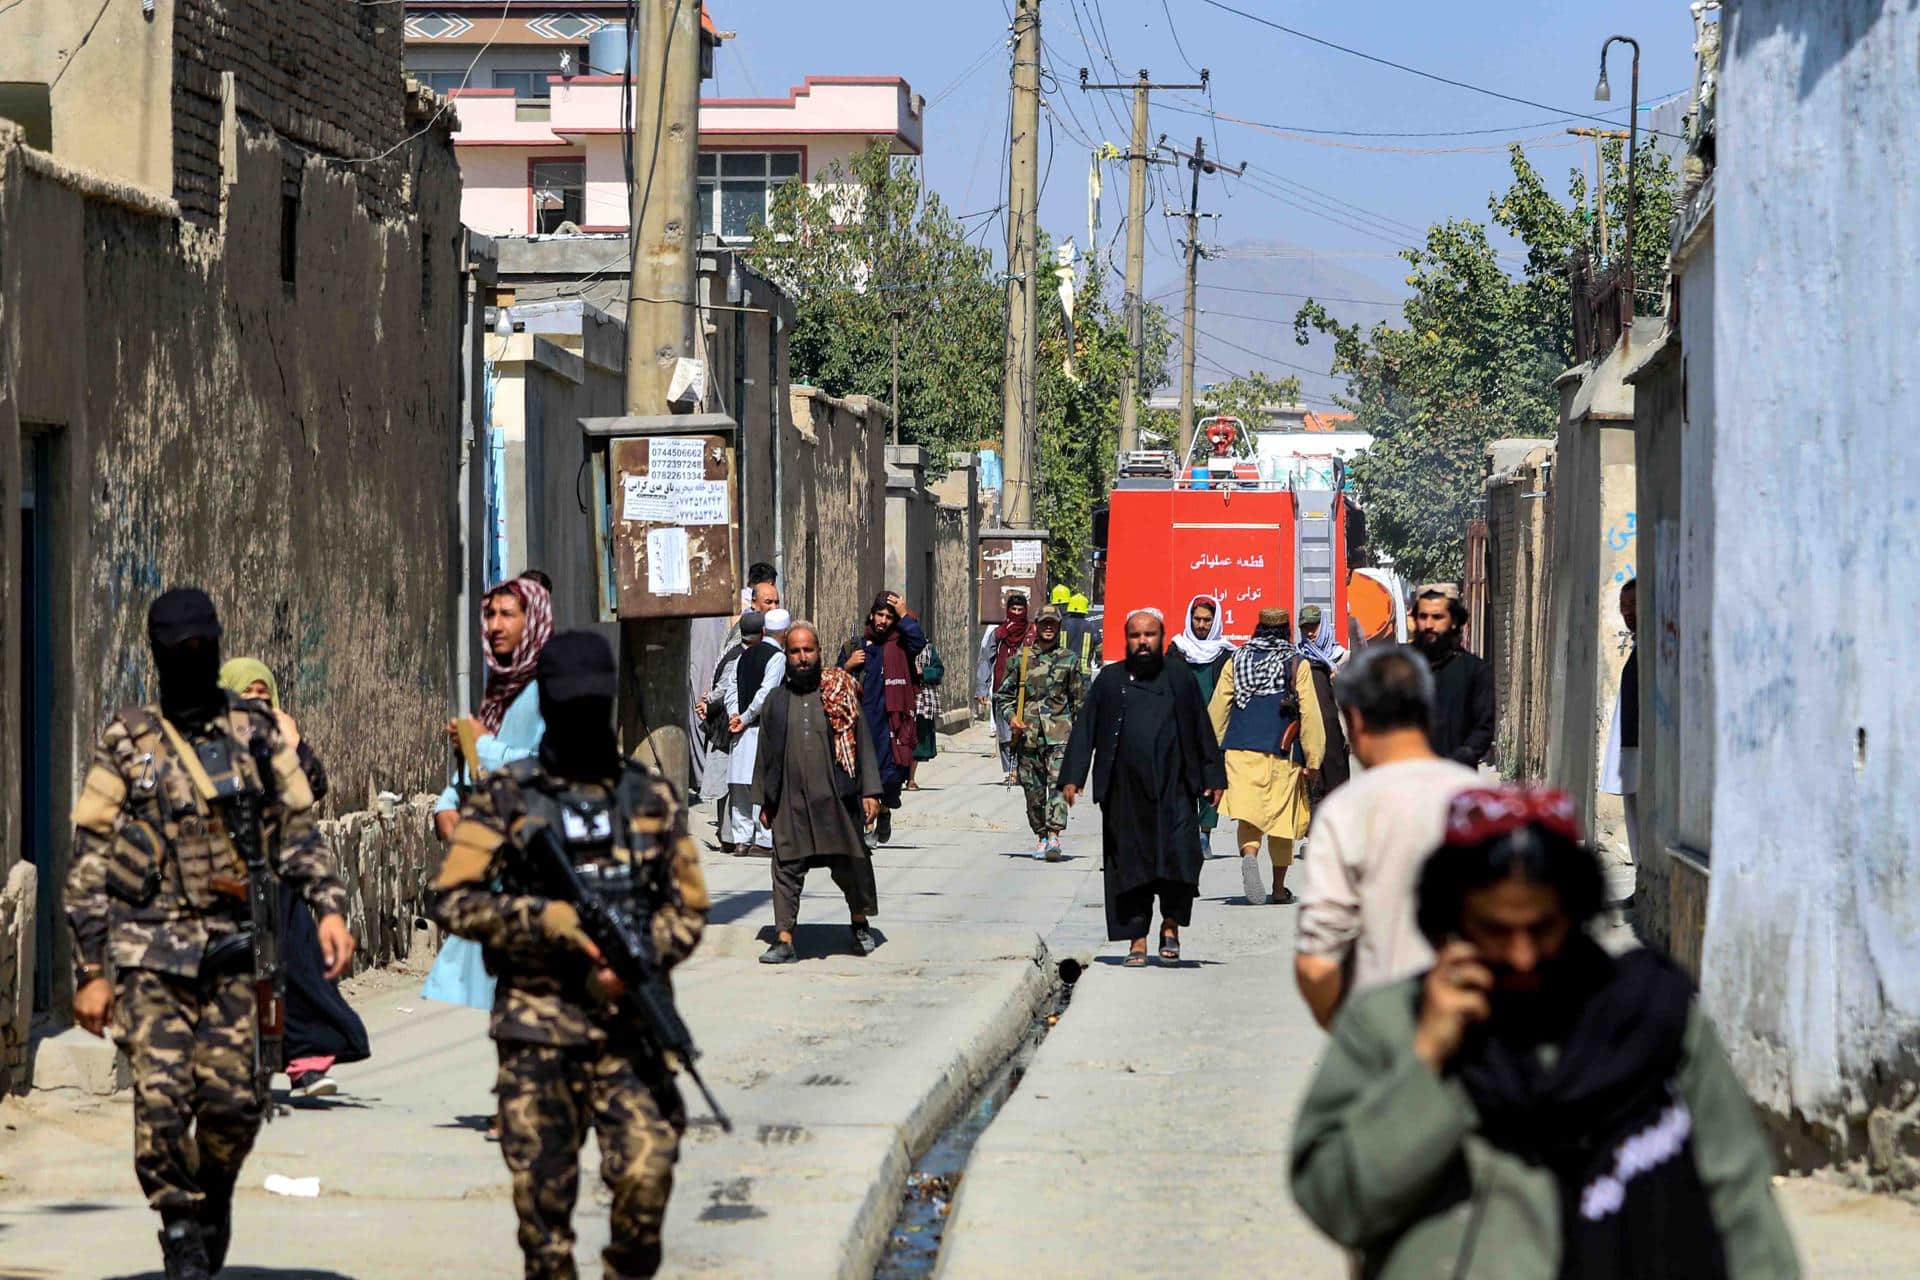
[[993, 643, 1086, 749], [1289, 977, 1800, 1280]]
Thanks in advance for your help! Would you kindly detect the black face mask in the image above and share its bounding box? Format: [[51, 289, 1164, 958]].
[[785, 661, 823, 694], [538, 694, 619, 781], [154, 637, 226, 727], [1125, 646, 1164, 679]]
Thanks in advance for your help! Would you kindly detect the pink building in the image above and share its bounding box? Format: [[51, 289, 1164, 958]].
[[405, 6, 922, 238]]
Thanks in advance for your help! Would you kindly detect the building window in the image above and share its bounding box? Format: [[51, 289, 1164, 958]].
[[415, 69, 469, 95], [531, 159, 585, 233], [697, 151, 801, 241], [494, 70, 552, 99]]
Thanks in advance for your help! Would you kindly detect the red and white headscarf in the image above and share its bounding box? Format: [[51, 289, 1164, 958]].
[[476, 576, 553, 732], [1443, 786, 1583, 848]]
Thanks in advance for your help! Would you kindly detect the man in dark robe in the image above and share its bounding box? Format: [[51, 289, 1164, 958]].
[[1060, 609, 1227, 966], [1412, 583, 1495, 766], [839, 591, 926, 843], [756, 623, 884, 964]]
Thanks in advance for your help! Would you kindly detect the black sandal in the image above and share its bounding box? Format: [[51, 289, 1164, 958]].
[[1124, 942, 1149, 967], [1159, 928, 1181, 963]]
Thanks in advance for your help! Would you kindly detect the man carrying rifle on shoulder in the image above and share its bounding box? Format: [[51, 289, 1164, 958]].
[[432, 630, 714, 1280], [66, 588, 355, 1280]]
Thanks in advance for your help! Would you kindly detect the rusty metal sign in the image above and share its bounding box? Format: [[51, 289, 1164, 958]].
[[610, 434, 739, 619], [978, 529, 1048, 624]]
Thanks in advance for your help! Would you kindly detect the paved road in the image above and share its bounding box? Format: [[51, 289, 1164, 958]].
[[3, 724, 1917, 1278]]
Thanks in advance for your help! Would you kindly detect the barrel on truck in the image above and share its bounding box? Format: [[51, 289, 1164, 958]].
[[1096, 416, 1350, 662]]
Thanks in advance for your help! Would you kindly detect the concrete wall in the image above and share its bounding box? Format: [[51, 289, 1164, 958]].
[[784, 387, 886, 652], [930, 455, 982, 726], [1700, 0, 1920, 1186], [490, 300, 626, 633], [1481, 443, 1555, 781], [0, 0, 175, 198], [0, 7, 466, 1054], [1542, 325, 1652, 892]]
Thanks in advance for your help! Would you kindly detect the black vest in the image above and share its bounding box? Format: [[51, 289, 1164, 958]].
[[736, 640, 777, 709]]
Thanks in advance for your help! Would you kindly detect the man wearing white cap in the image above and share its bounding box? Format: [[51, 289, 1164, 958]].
[[719, 609, 787, 853]]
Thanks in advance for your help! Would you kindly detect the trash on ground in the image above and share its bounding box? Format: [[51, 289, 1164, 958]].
[[264, 1174, 321, 1197]]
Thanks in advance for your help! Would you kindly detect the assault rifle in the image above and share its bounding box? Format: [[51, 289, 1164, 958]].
[[170, 719, 284, 1119], [517, 818, 732, 1132]]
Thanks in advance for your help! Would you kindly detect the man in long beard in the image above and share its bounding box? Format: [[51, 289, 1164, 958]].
[[1410, 584, 1495, 767], [1059, 610, 1226, 966], [755, 623, 885, 964]]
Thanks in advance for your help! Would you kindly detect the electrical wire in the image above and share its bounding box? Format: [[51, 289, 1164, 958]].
[[46, 0, 114, 91], [294, 0, 516, 165], [1194, 0, 1685, 142]]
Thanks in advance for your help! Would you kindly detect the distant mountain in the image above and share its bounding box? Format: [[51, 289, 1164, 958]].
[[1146, 238, 1407, 411]]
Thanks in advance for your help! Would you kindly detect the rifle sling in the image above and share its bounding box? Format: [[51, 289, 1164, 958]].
[[158, 715, 222, 803]]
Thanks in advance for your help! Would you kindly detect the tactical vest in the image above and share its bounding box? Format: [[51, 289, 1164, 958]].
[[500, 760, 678, 911], [109, 702, 280, 912]]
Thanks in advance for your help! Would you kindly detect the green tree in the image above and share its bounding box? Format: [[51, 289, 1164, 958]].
[[1202, 372, 1304, 435], [1294, 142, 1676, 583], [752, 141, 1172, 587], [749, 143, 1002, 465]]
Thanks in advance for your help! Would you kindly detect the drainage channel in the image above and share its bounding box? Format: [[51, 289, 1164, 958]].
[[873, 957, 1083, 1279]]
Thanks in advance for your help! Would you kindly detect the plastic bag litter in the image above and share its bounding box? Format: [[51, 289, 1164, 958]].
[[264, 1174, 321, 1197]]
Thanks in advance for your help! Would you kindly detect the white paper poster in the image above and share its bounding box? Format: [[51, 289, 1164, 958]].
[[671, 479, 730, 526], [646, 437, 707, 482], [621, 474, 674, 523], [1008, 540, 1043, 573], [646, 526, 692, 595]]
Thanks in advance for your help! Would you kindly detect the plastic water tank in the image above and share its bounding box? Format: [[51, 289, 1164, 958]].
[[587, 23, 635, 78]]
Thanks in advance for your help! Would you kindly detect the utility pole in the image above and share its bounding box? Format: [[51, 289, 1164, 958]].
[[1000, 0, 1041, 527], [1161, 135, 1243, 460], [1079, 67, 1207, 456], [888, 307, 907, 445], [620, 0, 704, 785], [1567, 128, 1627, 261]]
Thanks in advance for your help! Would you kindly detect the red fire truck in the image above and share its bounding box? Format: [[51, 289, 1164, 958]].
[[1096, 416, 1351, 662]]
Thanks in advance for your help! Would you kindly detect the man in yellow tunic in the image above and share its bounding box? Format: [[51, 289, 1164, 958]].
[[1208, 607, 1325, 904]]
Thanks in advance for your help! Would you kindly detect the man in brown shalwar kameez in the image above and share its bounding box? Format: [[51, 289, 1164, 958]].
[[754, 622, 884, 964]]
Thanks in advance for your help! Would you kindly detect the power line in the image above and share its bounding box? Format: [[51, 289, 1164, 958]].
[[1194, 0, 1685, 141], [1151, 282, 1403, 307], [1191, 322, 1348, 383], [930, 31, 1014, 106]]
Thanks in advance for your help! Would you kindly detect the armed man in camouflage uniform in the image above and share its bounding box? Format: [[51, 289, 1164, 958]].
[[994, 605, 1087, 861], [433, 630, 710, 1280], [66, 588, 355, 1280]]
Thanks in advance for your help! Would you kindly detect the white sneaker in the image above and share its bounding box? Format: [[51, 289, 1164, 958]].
[[293, 1073, 339, 1099], [1240, 855, 1267, 906], [1031, 839, 1049, 860]]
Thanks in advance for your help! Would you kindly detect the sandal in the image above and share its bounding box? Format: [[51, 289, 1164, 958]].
[[1123, 942, 1149, 967], [905, 780, 921, 791], [1159, 928, 1181, 963]]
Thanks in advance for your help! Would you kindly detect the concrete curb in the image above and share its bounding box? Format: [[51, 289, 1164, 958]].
[[838, 936, 1056, 1280]]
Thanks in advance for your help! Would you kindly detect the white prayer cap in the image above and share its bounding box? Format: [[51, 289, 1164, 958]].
[[764, 608, 793, 632]]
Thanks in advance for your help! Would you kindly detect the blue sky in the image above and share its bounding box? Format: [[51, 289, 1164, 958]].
[[711, 0, 1696, 394]]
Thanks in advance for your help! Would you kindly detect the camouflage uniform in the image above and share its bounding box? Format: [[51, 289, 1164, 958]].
[[65, 696, 343, 1218], [994, 641, 1087, 837], [433, 758, 710, 1280]]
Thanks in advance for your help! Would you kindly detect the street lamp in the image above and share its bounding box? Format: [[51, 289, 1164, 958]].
[[1597, 34, 1641, 327]]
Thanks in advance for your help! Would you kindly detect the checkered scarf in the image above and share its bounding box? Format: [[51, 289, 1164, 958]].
[[476, 576, 553, 732], [818, 666, 862, 778]]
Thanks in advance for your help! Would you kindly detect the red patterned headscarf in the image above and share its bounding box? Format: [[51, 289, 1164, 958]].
[[1443, 786, 1583, 848], [476, 576, 554, 732]]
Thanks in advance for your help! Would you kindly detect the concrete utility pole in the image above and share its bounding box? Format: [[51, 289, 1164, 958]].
[[1079, 68, 1207, 456], [1000, 0, 1041, 527], [620, 0, 704, 785], [889, 306, 907, 445], [1162, 135, 1243, 460], [1567, 128, 1628, 261]]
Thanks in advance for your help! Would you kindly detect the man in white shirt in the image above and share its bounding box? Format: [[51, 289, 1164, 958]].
[[1294, 645, 1480, 1027]]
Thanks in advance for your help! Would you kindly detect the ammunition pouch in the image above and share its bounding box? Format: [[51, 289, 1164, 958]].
[[104, 819, 164, 906], [200, 931, 255, 982]]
